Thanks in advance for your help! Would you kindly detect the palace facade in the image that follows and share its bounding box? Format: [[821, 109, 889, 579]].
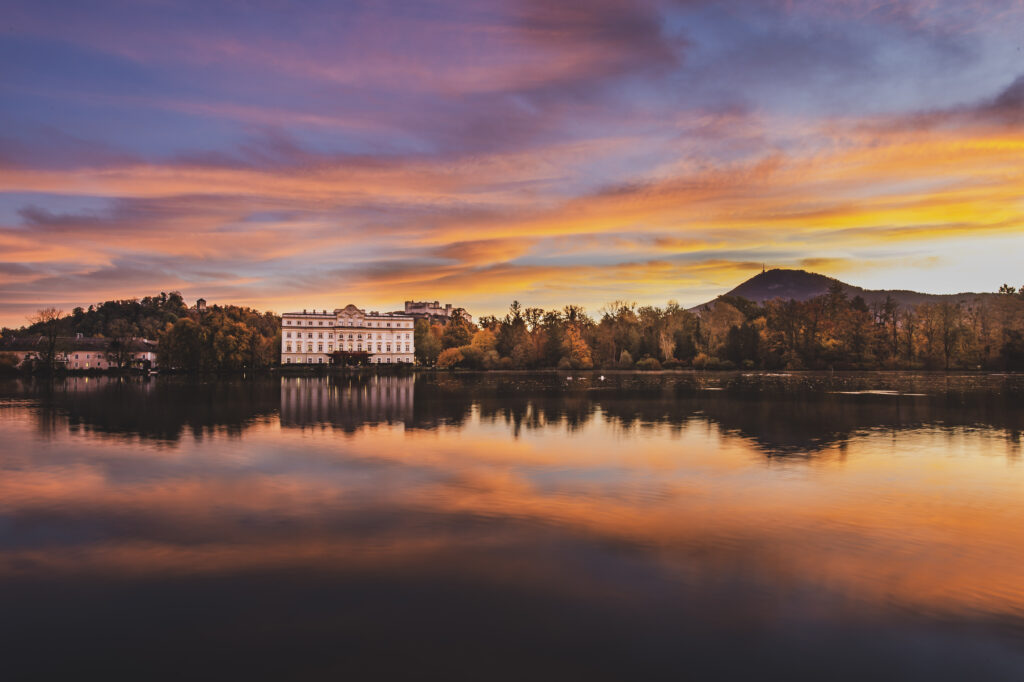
[[281, 304, 416, 365]]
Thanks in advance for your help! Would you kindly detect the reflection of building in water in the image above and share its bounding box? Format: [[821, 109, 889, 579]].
[[280, 376, 414, 431]]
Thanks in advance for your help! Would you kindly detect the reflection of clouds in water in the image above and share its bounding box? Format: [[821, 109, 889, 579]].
[[3, 374, 1024, 678]]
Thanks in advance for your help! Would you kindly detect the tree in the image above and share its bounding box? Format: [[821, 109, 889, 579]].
[[436, 347, 463, 369], [414, 319, 442, 365], [28, 308, 64, 373], [105, 318, 136, 368], [331, 350, 371, 366], [561, 324, 593, 369], [442, 314, 473, 349], [470, 328, 497, 354]]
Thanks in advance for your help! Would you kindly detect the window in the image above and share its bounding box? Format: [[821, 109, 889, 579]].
[[318, 321, 323, 326], [328, 333, 333, 339], [328, 344, 333, 351], [308, 321, 312, 325], [307, 333, 313, 338], [386, 344, 391, 352], [286, 344, 292, 352], [357, 344, 362, 351], [318, 357, 323, 363], [318, 332, 323, 338], [75, 354, 79, 359], [386, 323, 391, 327], [286, 357, 291, 363], [286, 332, 291, 338]]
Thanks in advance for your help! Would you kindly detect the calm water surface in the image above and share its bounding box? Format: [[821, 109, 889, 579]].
[[2, 372, 1024, 680]]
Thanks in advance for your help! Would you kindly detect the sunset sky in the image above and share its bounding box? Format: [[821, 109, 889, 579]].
[[2, 0, 1023, 325]]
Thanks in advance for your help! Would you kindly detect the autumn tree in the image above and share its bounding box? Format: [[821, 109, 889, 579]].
[[561, 323, 593, 369], [442, 314, 474, 349], [28, 308, 64, 373], [414, 319, 442, 365]]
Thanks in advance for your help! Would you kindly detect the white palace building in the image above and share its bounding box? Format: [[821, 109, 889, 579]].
[[281, 304, 415, 365]]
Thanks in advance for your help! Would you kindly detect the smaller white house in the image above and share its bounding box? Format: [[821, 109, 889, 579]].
[[0, 335, 158, 370]]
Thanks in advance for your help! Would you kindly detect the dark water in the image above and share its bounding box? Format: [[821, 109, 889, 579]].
[[2, 372, 1024, 681]]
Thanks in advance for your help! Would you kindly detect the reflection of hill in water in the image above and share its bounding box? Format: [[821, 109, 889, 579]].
[[3, 376, 280, 442], [4, 373, 1022, 456], [411, 373, 1024, 457]]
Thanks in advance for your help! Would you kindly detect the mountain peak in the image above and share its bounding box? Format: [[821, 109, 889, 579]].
[[725, 268, 843, 304], [693, 267, 993, 311]]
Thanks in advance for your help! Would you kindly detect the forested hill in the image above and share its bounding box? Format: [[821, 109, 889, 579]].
[[15, 292, 191, 339], [4, 293, 281, 372], [699, 268, 998, 310]]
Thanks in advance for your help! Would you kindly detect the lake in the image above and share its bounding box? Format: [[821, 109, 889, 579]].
[[2, 372, 1024, 680]]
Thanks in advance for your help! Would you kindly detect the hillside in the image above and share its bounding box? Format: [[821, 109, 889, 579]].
[[697, 269, 996, 310]]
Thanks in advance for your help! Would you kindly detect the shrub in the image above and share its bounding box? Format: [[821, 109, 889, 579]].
[[557, 356, 573, 370], [0, 352, 20, 375], [692, 352, 721, 370], [459, 344, 484, 369], [662, 359, 682, 369], [436, 347, 464, 369], [636, 357, 662, 371], [617, 349, 634, 369]]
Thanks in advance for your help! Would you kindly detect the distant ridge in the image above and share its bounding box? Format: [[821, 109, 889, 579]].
[[696, 268, 995, 310]]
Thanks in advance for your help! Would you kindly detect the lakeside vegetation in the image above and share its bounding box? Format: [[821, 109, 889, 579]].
[[4, 281, 1024, 374], [417, 284, 1024, 371], [2, 292, 280, 374]]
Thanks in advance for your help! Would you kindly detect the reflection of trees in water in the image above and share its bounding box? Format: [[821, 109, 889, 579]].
[[5, 376, 280, 442], [412, 372, 1024, 457], [7, 372, 1023, 455]]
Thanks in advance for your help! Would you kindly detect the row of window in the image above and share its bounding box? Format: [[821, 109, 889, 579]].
[[284, 332, 411, 340], [285, 344, 412, 353], [284, 356, 413, 364], [71, 353, 151, 360], [284, 319, 412, 328]]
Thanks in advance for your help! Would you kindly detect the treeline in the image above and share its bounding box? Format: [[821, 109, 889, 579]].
[[157, 306, 280, 372], [5, 292, 281, 373], [14, 292, 190, 340], [415, 284, 1024, 371]]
